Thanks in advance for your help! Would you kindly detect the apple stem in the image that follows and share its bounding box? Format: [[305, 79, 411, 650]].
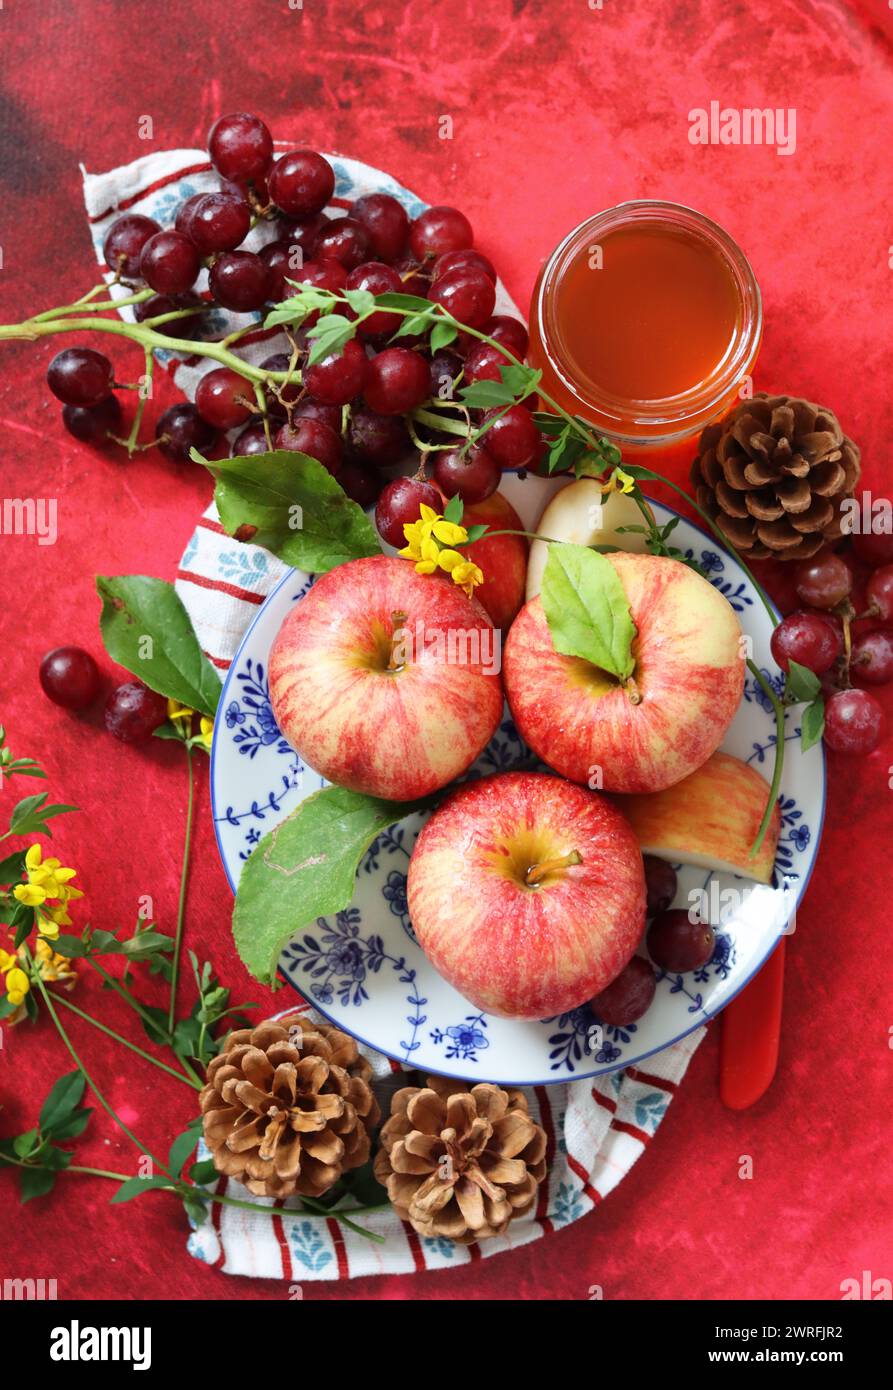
[[624, 675, 642, 705], [386, 611, 409, 671], [525, 850, 582, 886]]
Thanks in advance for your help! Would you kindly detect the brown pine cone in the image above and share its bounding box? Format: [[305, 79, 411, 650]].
[[373, 1075, 547, 1243], [691, 393, 860, 561], [200, 1017, 380, 1200]]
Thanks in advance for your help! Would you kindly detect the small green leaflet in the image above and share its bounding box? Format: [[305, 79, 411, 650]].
[[194, 448, 382, 574], [373, 291, 433, 313], [233, 785, 431, 985], [111, 1174, 173, 1204], [39, 1071, 85, 1135], [6, 793, 77, 839], [429, 320, 458, 352], [800, 697, 825, 752], [443, 494, 464, 525], [459, 380, 516, 408], [540, 543, 637, 681], [305, 313, 357, 366], [785, 659, 822, 705], [96, 575, 222, 718]]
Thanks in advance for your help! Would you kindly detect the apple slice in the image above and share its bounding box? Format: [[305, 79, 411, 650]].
[[614, 752, 781, 884], [526, 480, 655, 601]]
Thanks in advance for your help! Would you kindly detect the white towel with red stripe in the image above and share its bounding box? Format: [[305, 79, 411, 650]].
[[82, 148, 708, 1280]]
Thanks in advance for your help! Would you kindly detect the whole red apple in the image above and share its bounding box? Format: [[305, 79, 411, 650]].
[[269, 555, 504, 800], [457, 490, 528, 635], [407, 770, 646, 1018], [503, 552, 744, 793]]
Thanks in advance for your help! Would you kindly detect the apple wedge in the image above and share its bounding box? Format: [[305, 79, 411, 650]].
[[613, 751, 781, 884], [526, 479, 655, 601]]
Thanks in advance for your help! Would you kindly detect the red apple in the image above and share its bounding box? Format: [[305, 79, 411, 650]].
[[503, 552, 744, 793], [269, 555, 504, 800], [407, 770, 646, 1018], [459, 490, 528, 634]]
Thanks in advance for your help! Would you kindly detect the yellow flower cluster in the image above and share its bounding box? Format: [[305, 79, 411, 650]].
[[399, 504, 484, 598], [167, 699, 214, 750], [12, 844, 83, 938], [0, 937, 78, 1021]]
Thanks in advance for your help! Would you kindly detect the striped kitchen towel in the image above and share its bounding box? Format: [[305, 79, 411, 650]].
[[82, 147, 707, 1280]]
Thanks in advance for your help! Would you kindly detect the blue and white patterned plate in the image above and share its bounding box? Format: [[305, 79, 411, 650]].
[[211, 480, 826, 1084]]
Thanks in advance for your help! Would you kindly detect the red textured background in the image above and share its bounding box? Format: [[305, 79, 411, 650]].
[[1, 0, 892, 1301]]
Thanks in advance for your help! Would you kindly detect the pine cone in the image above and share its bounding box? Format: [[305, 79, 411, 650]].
[[200, 1017, 380, 1200], [373, 1075, 547, 1243], [691, 393, 860, 561]]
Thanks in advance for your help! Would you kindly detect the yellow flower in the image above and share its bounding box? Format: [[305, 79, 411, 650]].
[[431, 518, 468, 547], [611, 467, 636, 495], [397, 500, 485, 596], [4, 967, 29, 1006], [14, 881, 47, 907], [13, 844, 82, 927], [167, 698, 195, 722], [198, 716, 214, 751], [33, 938, 77, 990], [450, 560, 484, 597], [410, 534, 442, 576]]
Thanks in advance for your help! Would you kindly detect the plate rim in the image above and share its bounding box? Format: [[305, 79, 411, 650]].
[[209, 492, 827, 1083]]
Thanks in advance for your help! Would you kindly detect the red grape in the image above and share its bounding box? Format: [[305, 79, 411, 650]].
[[770, 610, 842, 675], [276, 212, 327, 255], [155, 402, 217, 462], [867, 565, 893, 622], [104, 681, 168, 744], [823, 687, 884, 754], [345, 261, 402, 336], [347, 407, 409, 466], [273, 418, 342, 476], [851, 628, 893, 685], [195, 368, 254, 430], [851, 529, 893, 568], [186, 192, 250, 254], [139, 230, 200, 294], [62, 396, 122, 446], [643, 856, 677, 917], [590, 956, 656, 1026], [431, 248, 496, 285], [428, 268, 495, 330], [133, 292, 206, 337], [304, 339, 369, 406], [312, 216, 371, 270], [39, 647, 102, 711], [102, 213, 161, 278], [485, 314, 529, 358], [339, 459, 383, 508], [231, 421, 271, 456], [481, 404, 540, 469], [174, 193, 206, 240], [464, 341, 510, 384], [208, 112, 273, 185], [410, 206, 473, 261], [47, 347, 114, 407], [208, 250, 273, 311], [258, 352, 301, 411], [428, 350, 463, 401], [352, 193, 409, 261], [292, 396, 342, 433], [375, 476, 442, 548], [795, 551, 852, 609], [647, 909, 715, 973], [259, 239, 306, 301], [392, 253, 429, 296], [269, 150, 335, 217], [363, 348, 430, 415], [433, 443, 500, 504]]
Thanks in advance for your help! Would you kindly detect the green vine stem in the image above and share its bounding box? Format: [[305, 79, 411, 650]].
[[168, 745, 195, 1035], [47, 991, 200, 1089], [745, 658, 787, 856]]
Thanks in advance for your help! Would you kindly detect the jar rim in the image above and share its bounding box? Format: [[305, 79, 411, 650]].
[[535, 200, 763, 443]]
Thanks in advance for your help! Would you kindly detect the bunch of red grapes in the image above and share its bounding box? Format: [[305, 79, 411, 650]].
[[769, 534, 893, 756], [45, 110, 535, 533]]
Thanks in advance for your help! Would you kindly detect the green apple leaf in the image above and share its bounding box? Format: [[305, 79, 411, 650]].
[[800, 696, 825, 752], [540, 542, 636, 681], [233, 785, 430, 986], [785, 659, 822, 705], [193, 448, 382, 575], [96, 575, 222, 718]]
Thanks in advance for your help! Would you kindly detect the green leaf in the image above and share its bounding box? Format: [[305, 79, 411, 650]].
[[196, 448, 382, 574], [19, 1166, 56, 1203], [152, 722, 187, 742], [443, 494, 464, 525], [139, 1004, 172, 1048], [305, 313, 357, 366], [14, 1128, 40, 1158], [373, 291, 433, 313], [342, 288, 376, 317], [499, 363, 541, 396], [48, 1108, 92, 1142], [785, 659, 822, 705], [50, 934, 89, 958], [541, 543, 637, 681], [233, 785, 431, 984], [464, 524, 488, 543], [800, 696, 825, 752], [0, 850, 26, 885], [39, 1071, 86, 1135], [458, 380, 516, 409], [182, 1189, 211, 1225], [430, 320, 457, 353], [167, 1129, 198, 1180], [96, 575, 221, 718], [110, 1174, 173, 1204], [188, 1157, 218, 1185], [121, 931, 172, 958], [7, 793, 77, 839]]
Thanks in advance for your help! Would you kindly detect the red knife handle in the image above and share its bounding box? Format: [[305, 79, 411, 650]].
[[720, 938, 786, 1110]]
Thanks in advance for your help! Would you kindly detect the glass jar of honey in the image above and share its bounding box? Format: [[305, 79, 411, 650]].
[[528, 201, 762, 467]]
